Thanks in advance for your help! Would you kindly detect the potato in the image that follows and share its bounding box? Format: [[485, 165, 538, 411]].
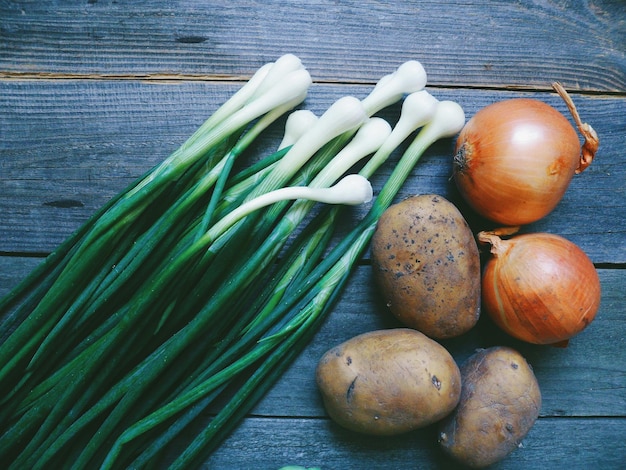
[[370, 194, 480, 339], [438, 346, 542, 468], [315, 328, 461, 435]]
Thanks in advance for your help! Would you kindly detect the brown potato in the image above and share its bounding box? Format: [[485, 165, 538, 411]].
[[315, 328, 461, 435], [371, 194, 480, 339], [438, 346, 542, 468]]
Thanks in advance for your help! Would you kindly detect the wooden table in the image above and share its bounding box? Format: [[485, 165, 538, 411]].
[[1, 1, 625, 468]]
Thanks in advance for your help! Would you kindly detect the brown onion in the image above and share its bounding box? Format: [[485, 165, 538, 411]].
[[453, 83, 598, 226], [479, 230, 601, 346]]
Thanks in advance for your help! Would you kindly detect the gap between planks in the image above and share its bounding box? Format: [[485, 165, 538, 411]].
[[2, 72, 621, 95]]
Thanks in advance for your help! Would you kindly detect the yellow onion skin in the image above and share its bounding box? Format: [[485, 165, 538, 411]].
[[481, 232, 601, 345], [453, 99, 581, 226]]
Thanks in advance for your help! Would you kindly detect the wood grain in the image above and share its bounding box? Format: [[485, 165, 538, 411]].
[[252, 268, 626, 418], [0, 256, 623, 466], [200, 416, 625, 469], [2, 81, 625, 262], [1, 1, 624, 91], [0, 261, 624, 418], [1, 0, 625, 468]]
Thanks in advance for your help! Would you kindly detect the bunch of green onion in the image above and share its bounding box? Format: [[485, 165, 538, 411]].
[[0, 54, 465, 468]]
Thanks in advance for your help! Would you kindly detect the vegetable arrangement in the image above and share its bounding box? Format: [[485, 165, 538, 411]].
[[0, 54, 467, 468], [315, 82, 601, 468]]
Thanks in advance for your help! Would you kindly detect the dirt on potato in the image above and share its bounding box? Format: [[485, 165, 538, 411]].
[[371, 194, 480, 339], [438, 346, 542, 468]]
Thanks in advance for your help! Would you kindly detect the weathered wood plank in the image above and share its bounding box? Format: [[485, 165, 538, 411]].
[[252, 267, 626, 419], [1, 1, 624, 92], [2, 1, 624, 467], [2, 80, 625, 262], [0, 256, 41, 298], [198, 416, 626, 469], [1, 255, 624, 419]]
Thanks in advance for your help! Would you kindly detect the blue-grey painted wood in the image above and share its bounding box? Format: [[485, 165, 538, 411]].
[[0, 257, 624, 467], [1, 0, 624, 468], [1, 1, 625, 91], [2, 81, 624, 262], [198, 416, 625, 469]]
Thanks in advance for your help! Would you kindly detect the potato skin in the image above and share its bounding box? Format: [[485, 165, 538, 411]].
[[315, 328, 461, 436], [438, 347, 542, 468], [371, 194, 480, 339]]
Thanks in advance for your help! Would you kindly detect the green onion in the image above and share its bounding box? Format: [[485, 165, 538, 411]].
[[0, 55, 466, 468], [101, 99, 465, 469], [166, 98, 467, 468], [0, 58, 312, 385], [1, 54, 312, 462]]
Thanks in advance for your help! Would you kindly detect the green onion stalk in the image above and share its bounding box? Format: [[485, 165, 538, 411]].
[[12, 65, 432, 466], [0, 55, 311, 386], [170, 98, 467, 469], [0, 54, 313, 455], [98, 98, 465, 468], [61, 65, 422, 468], [18, 99, 380, 469], [0, 56, 466, 469], [0, 54, 295, 341]]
